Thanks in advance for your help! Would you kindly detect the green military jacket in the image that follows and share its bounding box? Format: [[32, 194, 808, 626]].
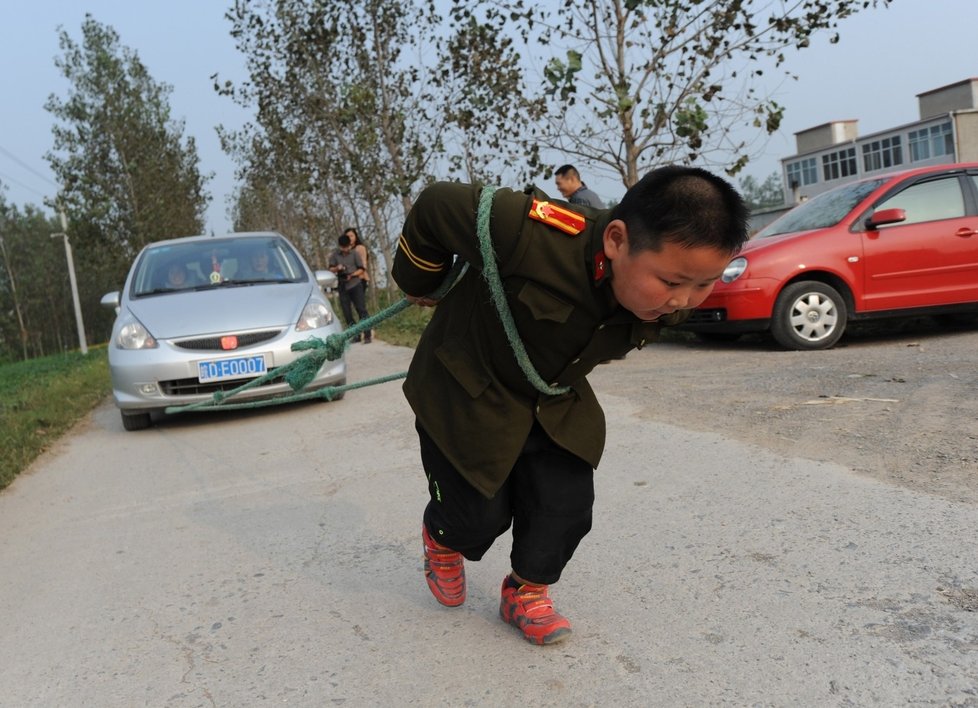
[[392, 182, 686, 499]]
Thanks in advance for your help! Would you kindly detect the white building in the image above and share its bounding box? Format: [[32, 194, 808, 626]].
[[780, 77, 978, 204]]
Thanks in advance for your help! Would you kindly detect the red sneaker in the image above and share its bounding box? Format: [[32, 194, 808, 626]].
[[499, 576, 572, 645], [422, 525, 466, 607]]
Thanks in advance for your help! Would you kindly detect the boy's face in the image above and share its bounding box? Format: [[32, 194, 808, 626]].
[[602, 221, 731, 322]]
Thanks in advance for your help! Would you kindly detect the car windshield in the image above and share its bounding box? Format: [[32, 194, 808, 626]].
[[756, 178, 887, 238], [131, 236, 308, 297]]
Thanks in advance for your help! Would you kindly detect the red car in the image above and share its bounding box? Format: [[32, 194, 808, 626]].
[[681, 163, 978, 349]]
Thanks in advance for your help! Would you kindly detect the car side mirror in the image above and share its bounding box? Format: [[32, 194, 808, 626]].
[[100, 291, 121, 310], [315, 270, 339, 289], [866, 207, 906, 230]]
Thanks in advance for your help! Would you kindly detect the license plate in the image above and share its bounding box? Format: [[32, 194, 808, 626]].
[[197, 354, 268, 383]]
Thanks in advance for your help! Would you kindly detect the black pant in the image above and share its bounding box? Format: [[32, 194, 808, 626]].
[[417, 420, 594, 585], [338, 280, 369, 333]]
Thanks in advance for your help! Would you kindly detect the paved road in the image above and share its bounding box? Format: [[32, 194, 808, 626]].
[[1, 342, 976, 706]]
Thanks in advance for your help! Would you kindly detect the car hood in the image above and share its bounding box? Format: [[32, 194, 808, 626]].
[[744, 228, 822, 252], [124, 282, 313, 339]]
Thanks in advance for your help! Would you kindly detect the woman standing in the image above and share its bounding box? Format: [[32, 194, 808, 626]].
[[343, 228, 369, 288], [342, 227, 371, 342]]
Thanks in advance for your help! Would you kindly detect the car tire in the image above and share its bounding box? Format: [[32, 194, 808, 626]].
[[771, 281, 848, 350], [121, 411, 152, 431]]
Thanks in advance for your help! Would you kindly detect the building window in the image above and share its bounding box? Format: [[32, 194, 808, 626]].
[[786, 157, 818, 188], [822, 147, 857, 181], [909, 122, 953, 162], [862, 136, 903, 172]]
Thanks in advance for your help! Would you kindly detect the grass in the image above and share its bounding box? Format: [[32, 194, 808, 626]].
[[370, 290, 433, 348], [0, 347, 110, 491]]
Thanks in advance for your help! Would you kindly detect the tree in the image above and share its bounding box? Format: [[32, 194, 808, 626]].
[[451, 0, 891, 187], [45, 15, 210, 339], [218, 0, 448, 287], [739, 171, 784, 210], [0, 194, 78, 361]]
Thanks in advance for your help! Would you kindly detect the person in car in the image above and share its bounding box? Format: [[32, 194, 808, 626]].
[[240, 247, 283, 280], [165, 262, 191, 288], [392, 165, 749, 645]]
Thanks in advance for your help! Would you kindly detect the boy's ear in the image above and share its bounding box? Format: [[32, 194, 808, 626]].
[[602, 220, 628, 259]]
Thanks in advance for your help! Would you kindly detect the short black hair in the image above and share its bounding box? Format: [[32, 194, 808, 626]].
[[338, 234, 351, 247], [555, 164, 580, 180], [610, 165, 749, 255]]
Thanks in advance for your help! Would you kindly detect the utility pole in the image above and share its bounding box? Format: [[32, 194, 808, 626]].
[[51, 208, 88, 355]]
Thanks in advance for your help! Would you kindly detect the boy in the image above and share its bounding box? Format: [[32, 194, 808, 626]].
[[391, 166, 749, 645]]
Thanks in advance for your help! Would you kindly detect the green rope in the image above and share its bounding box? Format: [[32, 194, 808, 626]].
[[165, 260, 467, 414], [475, 186, 571, 396], [167, 184, 568, 415]]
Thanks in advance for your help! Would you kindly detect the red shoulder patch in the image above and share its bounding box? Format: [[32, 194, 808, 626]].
[[528, 199, 585, 236]]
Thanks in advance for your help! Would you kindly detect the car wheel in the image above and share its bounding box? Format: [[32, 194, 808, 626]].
[[121, 410, 152, 431], [771, 281, 848, 350], [695, 332, 742, 344]]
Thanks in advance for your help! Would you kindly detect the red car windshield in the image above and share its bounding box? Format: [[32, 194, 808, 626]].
[[757, 178, 886, 238]]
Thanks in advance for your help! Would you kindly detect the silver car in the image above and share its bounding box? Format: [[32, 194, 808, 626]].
[[101, 232, 346, 430]]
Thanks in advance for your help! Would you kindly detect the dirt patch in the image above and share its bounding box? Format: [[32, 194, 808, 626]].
[[592, 317, 978, 505]]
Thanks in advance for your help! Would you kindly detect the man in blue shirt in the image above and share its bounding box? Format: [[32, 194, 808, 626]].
[[555, 164, 602, 207]]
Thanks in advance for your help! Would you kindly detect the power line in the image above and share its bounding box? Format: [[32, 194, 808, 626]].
[[0, 145, 59, 188], [0, 169, 51, 199]]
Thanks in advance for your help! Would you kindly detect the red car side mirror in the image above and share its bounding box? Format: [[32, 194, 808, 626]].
[[866, 207, 907, 230]]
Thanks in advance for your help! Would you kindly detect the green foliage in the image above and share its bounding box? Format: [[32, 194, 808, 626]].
[[43, 15, 210, 349], [0, 348, 109, 491], [739, 171, 785, 210], [218, 0, 445, 284], [451, 0, 891, 186], [0, 198, 81, 361]]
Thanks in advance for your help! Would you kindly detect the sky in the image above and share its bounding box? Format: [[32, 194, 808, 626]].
[[0, 1, 975, 233]]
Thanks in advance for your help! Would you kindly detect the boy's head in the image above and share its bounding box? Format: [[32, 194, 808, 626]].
[[338, 234, 352, 252], [609, 165, 749, 255], [602, 166, 749, 322]]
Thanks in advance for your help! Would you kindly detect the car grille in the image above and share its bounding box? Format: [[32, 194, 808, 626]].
[[685, 308, 727, 324], [161, 368, 283, 396], [173, 329, 282, 351]]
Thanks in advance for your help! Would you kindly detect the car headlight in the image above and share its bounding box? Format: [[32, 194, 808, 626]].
[[117, 319, 158, 349], [296, 300, 333, 331], [721, 257, 748, 283]]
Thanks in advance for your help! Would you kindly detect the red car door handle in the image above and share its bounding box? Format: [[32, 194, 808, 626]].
[[955, 227, 977, 237]]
